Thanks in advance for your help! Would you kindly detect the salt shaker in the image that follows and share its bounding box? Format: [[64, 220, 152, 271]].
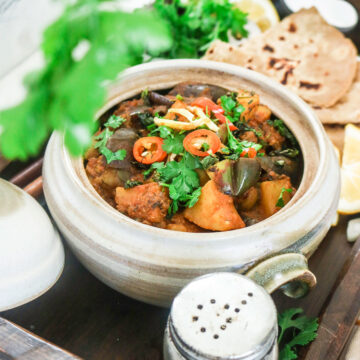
[[164, 273, 278, 360]]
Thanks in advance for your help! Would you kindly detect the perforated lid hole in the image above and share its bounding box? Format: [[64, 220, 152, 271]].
[[242, 300, 247, 305], [220, 325, 226, 330], [213, 334, 219, 339], [197, 304, 203, 310], [248, 292, 253, 297], [200, 327, 206, 333], [192, 316, 199, 322], [224, 304, 230, 310], [235, 308, 240, 313], [210, 299, 216, 304], [226, 317, 232, 323]]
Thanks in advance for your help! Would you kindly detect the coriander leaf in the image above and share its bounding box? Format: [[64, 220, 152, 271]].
[[185, 187, 202, 208], [268, 119, 298, 147], [226, 121, 262, 154], [104, 115, 126, 129], [94, 128, 113, 149], [278, 308, 318, 360], [276, 187, 293, 208], [201, 142, 210, 152], [220, 95, 236, 113], [101, 148, 126, 164], [162, 133, 185, 154], [279, 345, 298, 360], [151, 125, 174, 139], [201, 155, 219, 169], [143, 162, 165, 178]]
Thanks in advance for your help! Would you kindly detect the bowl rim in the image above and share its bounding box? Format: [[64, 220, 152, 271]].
[[60, 59, 329, 241]]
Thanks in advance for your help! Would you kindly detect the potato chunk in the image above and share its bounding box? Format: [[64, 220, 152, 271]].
[[260, 178, 293, 218], [184, 180, 245, 231], [115, 183, 170, 226]]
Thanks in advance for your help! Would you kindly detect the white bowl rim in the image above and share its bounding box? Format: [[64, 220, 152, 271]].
[[61, 59, 329, 241]]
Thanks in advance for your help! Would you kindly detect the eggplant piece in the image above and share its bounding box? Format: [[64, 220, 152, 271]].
[[169, 82, 228, 102], [257, 156, 299, 181], [148, 91, 174, 107], [207, 158, 261, 196], [129, 105, 152, 118], [106, 128, 139, 170]]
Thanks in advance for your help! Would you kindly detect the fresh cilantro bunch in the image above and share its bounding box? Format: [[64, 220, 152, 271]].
[[0, 0, 172, 160], [94, 115, 126, 163], [154, 0, 248, 58], [146, 152, 202, 215], [278, 308, 318, 360]]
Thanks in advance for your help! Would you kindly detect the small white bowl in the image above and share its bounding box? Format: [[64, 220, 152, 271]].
[[43, 60, 340, 307]]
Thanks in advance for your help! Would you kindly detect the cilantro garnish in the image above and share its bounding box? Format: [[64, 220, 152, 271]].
[[143, 162, 166, 178], [220, 94, 245, 123], [270, 148, 299, 159], [278, 308, 318, 360], [162, 133, 185, 154], [150, 125, 173, 139], [94, 115, 127, 164], [226, 122, 262, 154], [268, 119, 298, 147], [157, 152, 202, 215], [276, 187, 293, 208], [201, 142, 210, 152], [201, 155, 219, 169], [104, 115, 125, 129]]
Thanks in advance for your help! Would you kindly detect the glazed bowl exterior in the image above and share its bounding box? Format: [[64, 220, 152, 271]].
[[43, 60, 340, 307]]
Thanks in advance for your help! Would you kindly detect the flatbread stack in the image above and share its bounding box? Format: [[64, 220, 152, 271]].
[[204, 7, 359, 153]]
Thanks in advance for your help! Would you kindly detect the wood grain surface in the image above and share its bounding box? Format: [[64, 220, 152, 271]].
[[0, 318, 80, 360]]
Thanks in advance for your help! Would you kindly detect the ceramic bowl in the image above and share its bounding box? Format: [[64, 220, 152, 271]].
[[43, 60, 340, 307], [0, 179, 64, 311]]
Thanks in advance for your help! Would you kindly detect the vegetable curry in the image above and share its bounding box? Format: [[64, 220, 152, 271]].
[[85, 83, 302, 232]]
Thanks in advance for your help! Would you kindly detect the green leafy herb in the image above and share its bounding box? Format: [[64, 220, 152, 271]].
[[104, 115, 126, 129], [201, 142, 210, 152], [270, 148, 299, 159], [154, 0, 248, 59], [176, 94, 184, 101], [278, 308, 319, 360], [226, 122, 262, 154], [157, 152, 202, 214], [94, 114, 127, 164], [0, 1, 172, 160], [124, 180, 143, 189], [162, 133, 185, 154], [220, 94, 245, 123], [150, 125, 173, 139], [143, 162, 166, 178], [201, 155, 219, 169], [276, 187, 293, 208], [268, 119, 298, 147]]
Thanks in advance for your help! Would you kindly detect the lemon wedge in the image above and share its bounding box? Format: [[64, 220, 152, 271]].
[[338, 124, 360, 215], [234, 0, 280, 32]]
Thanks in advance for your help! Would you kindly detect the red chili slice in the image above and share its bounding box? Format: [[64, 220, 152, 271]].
[[133, 137, 167, 164], [191, 97, 238, 131], [183, 129, 221, 157]]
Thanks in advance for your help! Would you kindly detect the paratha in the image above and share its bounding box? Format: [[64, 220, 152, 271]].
[[204, 7, 357, 108], [314, 63, 360, 124]]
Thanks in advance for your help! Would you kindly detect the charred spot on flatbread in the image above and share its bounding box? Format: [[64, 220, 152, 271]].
[[263, 44, 275, 53], [288, 23, 297, 33], [299, 81, 321, 90]]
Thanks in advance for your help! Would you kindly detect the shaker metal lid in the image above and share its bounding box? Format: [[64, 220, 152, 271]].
[[169, 273, 277, 360]]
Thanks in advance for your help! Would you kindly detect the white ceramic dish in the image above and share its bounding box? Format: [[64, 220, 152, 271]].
[[0, 179, 64, 311], [43, 59, 340, 307]]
